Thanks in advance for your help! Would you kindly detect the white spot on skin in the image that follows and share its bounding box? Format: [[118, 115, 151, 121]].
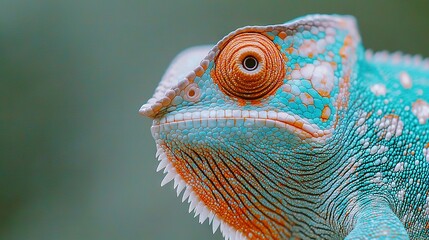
[[311, 62, 334, 97], [326, 27, 336, 37], [355, 111, 368, 136], [378, 145, 389, 154], [298, 40, 317, 57], [397, 189, 405, 201], [356, 124, 368, 136], [356, 110, 368, 126], [298, 39, 327, 57], [394, 162, 404, 172], [316, 39, 327, 54], [412, 99, 429, 124], [369, 145, 388, 155], [291, 69, 302, 79], [370, 84, 387, 96], [370, 146, 378, 154], [377, 109, 382, 116], [300, 64, 315, 79], [372, 172, 383, 185], [402, 212, 412, 223], [360, 138, 371, 149], [374, 115, 404, 141], [299, 93, 314, 106], [399, 71, 412, 89], [424, 145, 429, 163], [283, 84, 292, 92], [424, 195, 429, 216]]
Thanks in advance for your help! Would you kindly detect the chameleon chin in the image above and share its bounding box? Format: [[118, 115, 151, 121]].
[[140, 14, 429, 240]]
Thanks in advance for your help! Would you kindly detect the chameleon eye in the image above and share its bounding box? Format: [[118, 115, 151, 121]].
[[212, 33, 285, 100]]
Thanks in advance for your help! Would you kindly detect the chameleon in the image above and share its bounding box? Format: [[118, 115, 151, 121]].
[[139, 14, 429, 239]]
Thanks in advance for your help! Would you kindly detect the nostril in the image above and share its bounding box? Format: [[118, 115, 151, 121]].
[[183, 83, 201, 102], [139, 46, 213, 119], [188, 89, 195, 97]]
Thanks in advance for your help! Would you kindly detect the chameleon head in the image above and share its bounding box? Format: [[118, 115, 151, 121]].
[[140, 15, 361, 239]]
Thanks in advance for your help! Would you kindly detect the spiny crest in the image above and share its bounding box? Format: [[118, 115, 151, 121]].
[[365, 49, 429, 70]]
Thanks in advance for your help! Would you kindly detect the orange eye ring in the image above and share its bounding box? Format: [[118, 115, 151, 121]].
[[212, 33, 285, 100]]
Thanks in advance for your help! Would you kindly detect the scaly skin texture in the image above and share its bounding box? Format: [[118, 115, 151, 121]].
[[140, 15, 429, 239]]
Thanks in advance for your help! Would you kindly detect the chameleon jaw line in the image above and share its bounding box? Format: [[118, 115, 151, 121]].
[[153, 110, 332, 139]]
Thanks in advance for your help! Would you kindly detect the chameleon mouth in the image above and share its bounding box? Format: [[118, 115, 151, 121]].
[[152, 110, 331, 139]]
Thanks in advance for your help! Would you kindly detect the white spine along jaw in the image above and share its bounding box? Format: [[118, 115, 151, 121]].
[[155, 143, 247, 240]]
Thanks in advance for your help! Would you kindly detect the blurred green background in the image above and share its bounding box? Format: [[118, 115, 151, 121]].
[[1, 1, 428, 239]]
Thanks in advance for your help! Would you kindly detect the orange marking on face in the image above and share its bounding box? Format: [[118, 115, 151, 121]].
[[278, 31, 287, 39], [340, 35, 353, 59], [385, 114, 399, 119], [162, 144, 290, 239], [425, 143, 429, 148], [250, 99, 262, 106], [318, 89, 331, 98], [294, 63, 301, 70], [299, 93, 314, 106], [195, 67, 205, 77], [283, 84, 292, 93], [321, 105, 331, 122], [237, 99, 246, 106], [263, 32, 275, 40], [285, 67, 292, 80], [292, 121, 304, 129], [187, 77, 195, 83]]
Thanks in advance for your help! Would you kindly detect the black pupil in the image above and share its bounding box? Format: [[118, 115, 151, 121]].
[[243, 56, 258, 71]]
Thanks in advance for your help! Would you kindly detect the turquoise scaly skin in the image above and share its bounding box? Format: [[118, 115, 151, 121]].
[[140, 15, 429, 239]]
